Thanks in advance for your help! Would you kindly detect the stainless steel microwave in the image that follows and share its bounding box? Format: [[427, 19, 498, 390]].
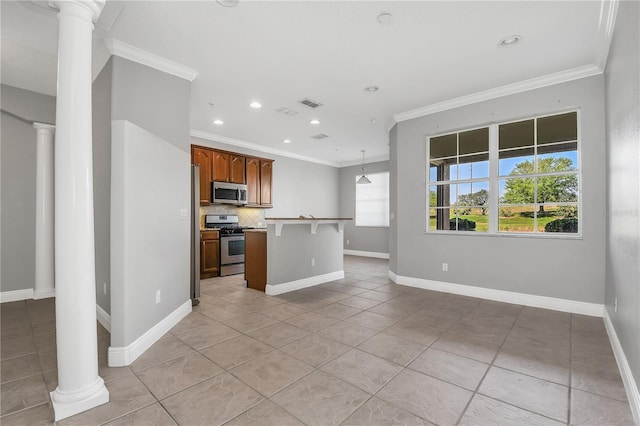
[[212, 181, 248, 206]]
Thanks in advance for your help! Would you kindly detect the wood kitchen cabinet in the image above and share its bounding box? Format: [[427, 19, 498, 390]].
[[260, 160, 273, 207], [244, 230, 266, 291], [212, 150, 230, 182], [191, 145, 273, 208], [245, 157, 260, 206], [201, 230, 220, 278], [229, 154, 246, 184], [191, 147, 212, 205]]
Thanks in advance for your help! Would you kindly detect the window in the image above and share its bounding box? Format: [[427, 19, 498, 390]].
[[356, 172, 389, 227], [427, 111, 580, 235]]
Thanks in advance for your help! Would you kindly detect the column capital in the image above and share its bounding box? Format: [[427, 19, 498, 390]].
[[33, 122, 56, 132], [49, 0, 105, 23]]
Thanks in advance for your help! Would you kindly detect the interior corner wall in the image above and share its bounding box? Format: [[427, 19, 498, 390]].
[[394, 75, 606, 303], [604, 0, 640, 404], [191, 137, 340, 218], [109, 57, 192, 348], [93, 58, 113, 314], [339, 160, 389, 254], [1, 85, 56, 293], [389, 125, 398, 273]]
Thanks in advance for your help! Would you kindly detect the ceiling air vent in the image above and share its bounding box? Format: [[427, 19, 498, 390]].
[[299, 98, 323, 109], [311, 133, 329, 140], [275, 107, 298, 116]]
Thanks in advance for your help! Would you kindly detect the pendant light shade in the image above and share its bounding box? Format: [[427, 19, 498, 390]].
[[357, 174, 372, 184], [357, 150, 371, 184]]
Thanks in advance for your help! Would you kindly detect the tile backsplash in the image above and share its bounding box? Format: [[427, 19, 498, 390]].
[[200, 205, 267, 228]]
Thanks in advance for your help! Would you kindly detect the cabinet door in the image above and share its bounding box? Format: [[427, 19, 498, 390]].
[[212, 151, 230, 182], [246, 157, 260, 206], [201, 239, 220, 275], [230, 154, 246, 184], [191, 147, 212, 205], [260, 160, 273, 207]]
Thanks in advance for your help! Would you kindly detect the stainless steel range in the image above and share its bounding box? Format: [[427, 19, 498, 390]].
[[204, 214, 251, 276]]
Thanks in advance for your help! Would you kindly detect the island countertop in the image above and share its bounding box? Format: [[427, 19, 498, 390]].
[[265, 217, 352, 221]]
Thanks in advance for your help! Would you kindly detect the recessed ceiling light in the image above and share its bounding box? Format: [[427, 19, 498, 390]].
[[310, 119, 320, 125], [377, 12, 393, 25], [213, 119, 224, 126], [364, 86, 379, 92], [283, 139, 291, 144], [249, 101, 262, 109], [498, 35, 522, 48]]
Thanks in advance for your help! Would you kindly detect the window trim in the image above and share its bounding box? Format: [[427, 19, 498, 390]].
[[426, 109, 582, 238]]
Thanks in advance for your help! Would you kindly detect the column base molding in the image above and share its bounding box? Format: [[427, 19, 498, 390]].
[[50, 377, 109, 421]]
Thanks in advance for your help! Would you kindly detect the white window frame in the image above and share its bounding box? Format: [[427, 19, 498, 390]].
[[426, 109, 582, 238], [355, 171, 389, 227]]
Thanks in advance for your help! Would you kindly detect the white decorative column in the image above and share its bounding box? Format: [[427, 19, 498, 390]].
[[50, 0, 108, 421], [33, 123, 56, 300]]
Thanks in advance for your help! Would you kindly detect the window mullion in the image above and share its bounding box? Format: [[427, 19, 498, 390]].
[[489, 124, 499, 233]]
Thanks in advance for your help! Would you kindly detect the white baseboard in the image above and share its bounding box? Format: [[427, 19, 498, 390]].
[[107, 299, 192, 367], [1, 289, 34, 303], [344, 250, 389, 259], [604, 309, 640, 424], [390, 273, 604, 317], [33, 289, 55, 300], [96, 304, 111, 333], [266, 271, 345, 296]]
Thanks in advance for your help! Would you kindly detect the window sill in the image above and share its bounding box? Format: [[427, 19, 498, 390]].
[[423, 230, 583, 240]]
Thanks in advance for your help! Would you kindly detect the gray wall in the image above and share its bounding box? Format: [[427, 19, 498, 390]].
[[93, 58, 113, 313], [112, 56, 191, 152], [109, 57, 192, 348], [267, 224, 344, 286], [389, 125, 398, 272], [393, 75, 606, 303], [1, 85, 56, 293], [340, 160, 389, 254], [604, 0, 640, 403], [191, 137, 340, 218]]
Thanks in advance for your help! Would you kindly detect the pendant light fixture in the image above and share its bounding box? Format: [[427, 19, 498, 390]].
[[357, 150, 372, 184]]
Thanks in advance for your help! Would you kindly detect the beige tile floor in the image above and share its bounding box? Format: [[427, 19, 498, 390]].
[[0, 256, 634, 425]]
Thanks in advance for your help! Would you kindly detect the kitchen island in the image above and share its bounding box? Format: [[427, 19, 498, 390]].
[[244, 218, 351, 295]]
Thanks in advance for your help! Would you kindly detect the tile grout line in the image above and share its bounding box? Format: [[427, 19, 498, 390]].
[[453, 303, 524, 426]]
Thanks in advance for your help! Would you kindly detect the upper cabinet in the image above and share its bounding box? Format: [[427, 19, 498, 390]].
[[212, 150, 230, 182], [191, 147, 212, 205], [246, 157, 272, 207], [211, 151, 245, 184], [230, 154, 246, 184], [260, 160, 273, 207], [191, 145, 273, 208], [246, 157, 260, 206]]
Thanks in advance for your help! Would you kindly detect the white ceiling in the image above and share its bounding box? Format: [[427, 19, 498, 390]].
[[1, 1, 615, 167]]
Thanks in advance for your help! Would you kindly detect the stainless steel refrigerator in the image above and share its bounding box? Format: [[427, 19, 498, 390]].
[[190, 165, 201, 305]]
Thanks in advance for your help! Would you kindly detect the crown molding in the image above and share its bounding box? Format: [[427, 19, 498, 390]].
[[338, 155, 390, 168], [595, 0, 620, 71], [190, 130, 341, 168], [392, 64, 602, 124], [105, 39, 198, 82]]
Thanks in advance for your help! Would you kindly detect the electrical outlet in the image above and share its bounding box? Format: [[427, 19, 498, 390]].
[[311, 258, 316, 266], [179, 209, 188, 220], [103, 283, 107, 295], [346, 240, 350, 245], [442, 263, 448, 272], [155, 290, 161, 304], [614, 297, 618, 313]]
